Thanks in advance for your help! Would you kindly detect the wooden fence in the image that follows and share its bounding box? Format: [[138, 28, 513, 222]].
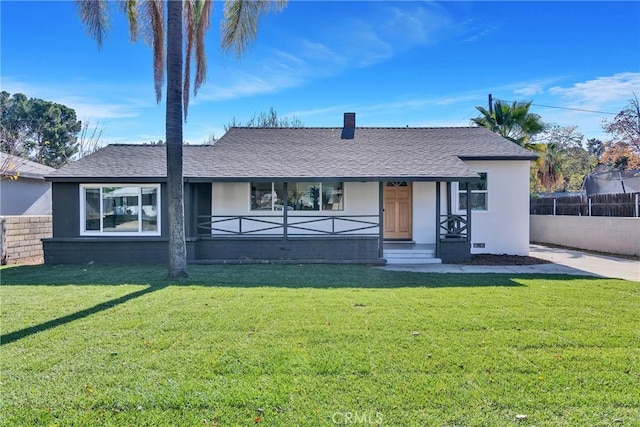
[[530, 192, 640, 217]]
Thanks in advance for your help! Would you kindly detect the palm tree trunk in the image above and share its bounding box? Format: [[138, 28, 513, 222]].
[[166, 0, 188, 278]]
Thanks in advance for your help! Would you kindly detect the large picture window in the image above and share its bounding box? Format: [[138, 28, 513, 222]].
[[81, 185, 160, 235], [250, 182, 344, 211], [458, 173, 488, 211], [288, 182, 344, 211]]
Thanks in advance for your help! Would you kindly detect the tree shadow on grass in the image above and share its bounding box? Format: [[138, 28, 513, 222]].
[[0, 264, 607, 345], [0, 284, 167, 346], [0, 263, 599, 289]]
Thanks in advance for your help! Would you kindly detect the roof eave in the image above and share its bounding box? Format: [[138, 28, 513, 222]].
[[459, 155, 538, 161]]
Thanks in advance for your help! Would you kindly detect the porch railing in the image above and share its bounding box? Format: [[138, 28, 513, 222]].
[[197, 214, 379, 237], [439, 214, 468, 240]]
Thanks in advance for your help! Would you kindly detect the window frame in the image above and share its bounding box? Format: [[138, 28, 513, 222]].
[[457, 172, 488, 212], [248, 181, 345, 212], [80, 184, 162, 236]]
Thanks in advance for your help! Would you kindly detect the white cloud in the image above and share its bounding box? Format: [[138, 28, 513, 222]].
[[548, 72, 640, 108], [514, 84, 545, 96], [384, 2, 452, 45]]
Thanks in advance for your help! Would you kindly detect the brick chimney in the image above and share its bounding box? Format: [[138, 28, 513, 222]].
[[342, 112, 355, 139]]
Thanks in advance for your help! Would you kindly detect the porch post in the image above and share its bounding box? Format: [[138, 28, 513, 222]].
[[378, 181, 384, 259], [466, 185, 472, 243], [435, 181, 441, 257], [283, 182, 288, 240], [184, 183, 193, 237], [191, 183, 198, 237], [446, 182, 452, 216]]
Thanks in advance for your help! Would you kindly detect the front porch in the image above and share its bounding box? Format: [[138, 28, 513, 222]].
[[187, 179, 474, 264]]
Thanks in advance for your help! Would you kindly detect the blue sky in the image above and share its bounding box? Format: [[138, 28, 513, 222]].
[[2, 1, 639, 146]]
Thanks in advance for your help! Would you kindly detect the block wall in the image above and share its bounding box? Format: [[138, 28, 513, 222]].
[[530, 215, 640, 257], [0, 215, 52, 264]]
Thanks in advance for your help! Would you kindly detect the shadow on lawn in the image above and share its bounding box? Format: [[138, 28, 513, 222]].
[[0, 263, 593, 289], [0, 284, 167, 346], [0, 264, 605, 345]]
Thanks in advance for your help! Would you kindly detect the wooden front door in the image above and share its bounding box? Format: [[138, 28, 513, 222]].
[[384, 181, 412, 240]]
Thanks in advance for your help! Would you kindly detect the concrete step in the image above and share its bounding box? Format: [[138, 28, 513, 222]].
[[385, 249, 436, 257], [385, 253, 441, 265], [384, 256, 442, 265]]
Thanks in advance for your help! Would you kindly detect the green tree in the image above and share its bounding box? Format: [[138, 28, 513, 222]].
[[0, 91, 82, 168], [76, 0, 286, 278], [533, 142, 565, 193], [586, 138, 604, 158], [471, 100, 545, 149], [530, 124, 599, 193]]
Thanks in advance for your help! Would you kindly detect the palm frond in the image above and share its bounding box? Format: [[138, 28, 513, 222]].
[[120, 0, 139, 42], [183, 0, 195, 120], [75, 0, 111, 49], [222, 0, 286, 57], [140, 0, 165, 103], [194, 0, 212, 94]]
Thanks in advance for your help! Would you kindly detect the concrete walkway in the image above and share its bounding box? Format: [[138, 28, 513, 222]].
[[381, 244, 640, 282]]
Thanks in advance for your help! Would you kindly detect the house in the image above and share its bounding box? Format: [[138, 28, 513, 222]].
[[43, 113, 536, 265], [0, 152, 55, 215]]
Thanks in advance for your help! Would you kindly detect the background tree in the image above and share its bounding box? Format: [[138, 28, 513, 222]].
[[0, 91, 81, 168], [533, 142, 565, 193], [586, 138, 604, 158], [530, 124, 599, 193], [77, 120, 104, 159], [224, 107, 303, 131], [76, 0, 286, 278], [601, 94, 640, 170], [471, 99, 545, 149]]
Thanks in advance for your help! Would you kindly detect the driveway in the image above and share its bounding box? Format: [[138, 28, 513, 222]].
[[528, 244, 639, 282]]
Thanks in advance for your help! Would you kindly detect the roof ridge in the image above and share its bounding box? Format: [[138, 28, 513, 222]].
[[227, 126, 480, 130]]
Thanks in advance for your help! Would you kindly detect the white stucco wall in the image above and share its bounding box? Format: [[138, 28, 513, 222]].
[[412, 182, 437, 244], [530, 215, 640, 257], [459, 160, 531, 255], [211, 182, 379, 235], [210, 166, 531, 255]]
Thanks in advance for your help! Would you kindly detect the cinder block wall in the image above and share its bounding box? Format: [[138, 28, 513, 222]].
[[0, 215, 52, 264], [530, 215, 640, 257]]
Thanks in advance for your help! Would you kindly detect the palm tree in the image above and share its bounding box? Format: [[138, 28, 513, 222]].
[[534, 142, 565, 193], [75, 0, 286, 277], [471, 100, 545, 149]]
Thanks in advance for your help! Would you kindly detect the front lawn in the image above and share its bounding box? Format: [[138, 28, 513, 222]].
[[1, 264, 639, 426]]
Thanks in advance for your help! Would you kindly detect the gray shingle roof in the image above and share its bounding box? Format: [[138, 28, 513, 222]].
[[0, 152, 56, 179], [47, 126, 536, 182]]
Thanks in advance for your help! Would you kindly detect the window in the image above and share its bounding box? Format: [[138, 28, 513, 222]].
[[288, 182, 343, 211], [81, 185, 160, 235], [250, 182, 344, 211], [250, 183, 285, 211], [458, 173, 487, 211]]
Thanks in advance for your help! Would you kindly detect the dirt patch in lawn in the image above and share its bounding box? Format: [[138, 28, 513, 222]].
[[454, 254, 550, 266]]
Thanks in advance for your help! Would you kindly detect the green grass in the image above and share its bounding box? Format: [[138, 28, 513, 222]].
[[1, 264, 639, 426]]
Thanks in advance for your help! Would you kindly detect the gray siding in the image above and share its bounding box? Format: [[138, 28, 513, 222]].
[[51, 182, 81, 237], [1, 179, 52, 215], [43, 238, 171, 264], [194, 236, 380, 263], [45, 181, 381, 265], [50, 182, 170, 238]]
